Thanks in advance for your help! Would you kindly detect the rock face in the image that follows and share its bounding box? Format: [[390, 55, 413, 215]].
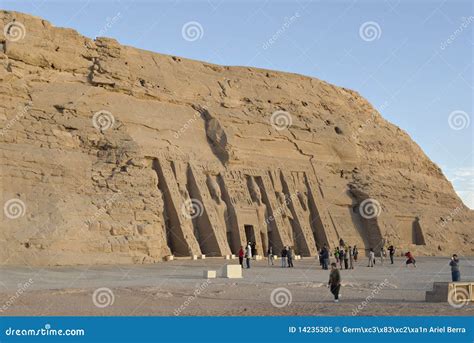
[[0, 11, 472, 266]]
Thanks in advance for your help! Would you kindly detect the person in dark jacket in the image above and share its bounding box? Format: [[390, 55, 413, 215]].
[[388, 245, 395, 264], [328, 262, 341, 302], [287, 247, 294, 268], [321, 244, 330, 270], [281, 247, 288, 268], [450, 254, 461, 282]]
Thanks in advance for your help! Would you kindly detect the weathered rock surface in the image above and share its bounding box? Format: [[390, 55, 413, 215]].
[[0, 11, 472, 266]]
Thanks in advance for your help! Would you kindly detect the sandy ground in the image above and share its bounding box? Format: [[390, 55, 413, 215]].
[[0, 257, 473, 316]]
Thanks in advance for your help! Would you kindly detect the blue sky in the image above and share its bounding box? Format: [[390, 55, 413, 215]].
[[2, 0, 473, 208]]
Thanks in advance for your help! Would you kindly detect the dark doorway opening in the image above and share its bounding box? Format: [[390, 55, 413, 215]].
[[244, 225, 255, 244]]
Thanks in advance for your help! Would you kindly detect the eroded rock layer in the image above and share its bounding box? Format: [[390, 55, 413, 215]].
[[0, 11, 472, 265]]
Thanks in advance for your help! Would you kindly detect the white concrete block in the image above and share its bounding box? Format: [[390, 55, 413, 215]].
[[255, 255, 263, 260], [203, 270, 216, 279], [164, 255, 174, 261], [192, 255, 198, 260], [231, 254, 236, 259], [225, 255, 231, 260], [200, 255, 206, 259], [223, 264, 242, 278]]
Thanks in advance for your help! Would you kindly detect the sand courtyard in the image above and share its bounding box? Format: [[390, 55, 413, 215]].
[[0, 256, 472, 316]]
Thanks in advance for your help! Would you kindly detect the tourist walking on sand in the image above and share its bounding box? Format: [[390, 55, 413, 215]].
[[238, 246, 244, 268], [322, 244, 330, 270], [388, 245, 395, 264], [343, 247, 349, 269], [380, 246, 385, 265], [287, 247, 294, 268], [338, 247, 344, 269], [348, 246, 354, 269], [450, 254, 461, 281], [368, 248, 375, 267], [328, 262, 341, 303], [245, 243, 252, 268], [267, 246, 274, 266], [281, 246, 288, 268], [353, 245, 358, 262], [405, 251, 416, 268]]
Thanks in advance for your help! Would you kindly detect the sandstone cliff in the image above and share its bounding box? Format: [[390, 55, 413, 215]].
[[0, 11, 472, 265]]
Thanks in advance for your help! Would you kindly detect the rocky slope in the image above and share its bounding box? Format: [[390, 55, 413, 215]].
[[0, 11, 472, 266]]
